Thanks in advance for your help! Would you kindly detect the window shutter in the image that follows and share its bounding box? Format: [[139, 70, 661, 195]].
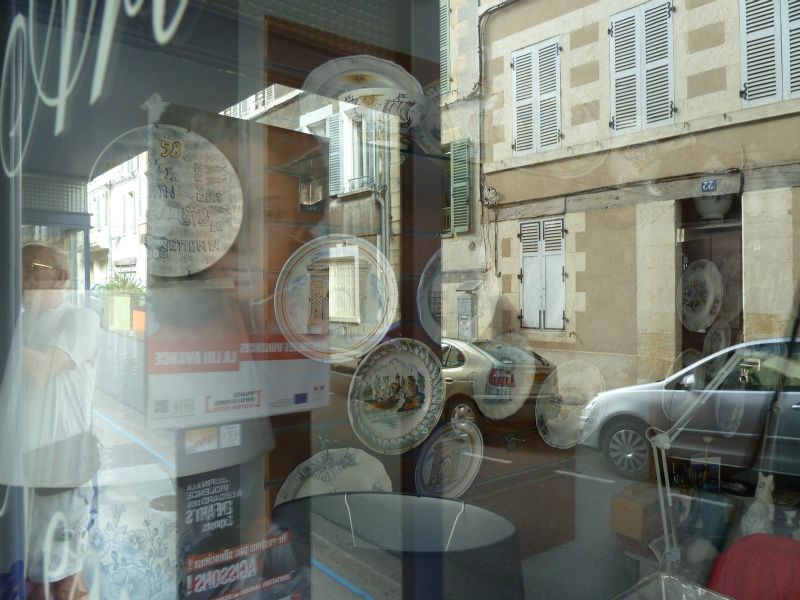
[[542, 218, 565, 330], [450, 139, 470, 233], [520, 221, 542, 329], [610, 10, 640, 131], [512, 48, 535, 154], [643, 2, 674, 126], [536, 40, 561, 149], [784, 0, 800, 96], [326, 114, 342, 196], [440, 0, 451, 94], [741, 0, 782, 104]]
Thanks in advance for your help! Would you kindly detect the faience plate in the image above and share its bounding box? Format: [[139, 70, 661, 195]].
[[416, 250, 442, 342], [415, 421, 483, 499], [536, 360, 605, 450], [274, 235, 398, 363], [144, 124, 244, 277], [274, 448, 392, 507], [302, 55, 439, 155], [718, 255, 742, 322], [703, 320, 731, 359], [678, 259, 724, 333], [348, 338, 445, 455]]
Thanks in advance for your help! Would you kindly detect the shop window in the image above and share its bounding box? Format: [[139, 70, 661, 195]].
[[609, 0, 675, 133], [511, 36, 561, 154], [739, 0, 800, 105], [520, 217, 565, 330]]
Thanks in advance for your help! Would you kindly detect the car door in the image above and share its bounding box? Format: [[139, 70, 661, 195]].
[[441, 342, 474, 401], [765, 348, 800, 480], [663, 344, 778, 468]]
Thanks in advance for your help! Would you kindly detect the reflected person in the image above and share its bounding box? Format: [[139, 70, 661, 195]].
[[20, 243, 100, 599]]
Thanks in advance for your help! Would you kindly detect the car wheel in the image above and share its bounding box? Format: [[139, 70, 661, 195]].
[[447, 398, 479, 426], [603, 419, 651, 481]]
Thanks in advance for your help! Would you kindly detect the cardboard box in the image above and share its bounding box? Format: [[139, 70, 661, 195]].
[[611, 482, 663, 542]]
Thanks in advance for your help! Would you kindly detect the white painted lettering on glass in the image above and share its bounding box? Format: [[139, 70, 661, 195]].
[[1, 0, 189, 176]]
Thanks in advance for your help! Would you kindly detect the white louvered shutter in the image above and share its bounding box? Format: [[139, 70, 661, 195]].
[[440, 0, 451, 94], [520, 221, 542, 329], [741, 0, 782, 105], [784, 0, 800, 97], [542, 218, 565, 330], [365, 111, 378, 187], [536, 39, 561, 149], [450, 139, 470, 233], [512, 47, 535, 154], [326, 114, 342, 196], [643, 2, 674, 126], [610, 9, 640, 132]]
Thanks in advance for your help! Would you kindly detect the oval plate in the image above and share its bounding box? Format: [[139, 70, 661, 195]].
[[416, 250, 442, 342], [274, 235, 398, 363], [415, 421, 483, 499], [678, 259, 723, 332], [349, 338, 444, 455]]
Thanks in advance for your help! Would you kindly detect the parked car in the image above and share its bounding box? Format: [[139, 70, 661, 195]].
[[582, 338, 800, 481], [442, 337, 555, 431]]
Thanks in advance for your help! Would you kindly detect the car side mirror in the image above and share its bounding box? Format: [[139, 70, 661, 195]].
[[680, 373, 695, 390]]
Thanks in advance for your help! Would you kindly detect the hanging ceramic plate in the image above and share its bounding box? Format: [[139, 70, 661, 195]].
[[415, 421, 483, 499], [274, 448, 392, 508], [416, 250, 442, 341], [703, 320, 731, 358], [303, 55, 424, 102], [718, 255, 742, 322], [302, 55, 439, 156], [678, 259, 723, 332], [144, 124, 244, 277], [274, 235, 398, 363], [535, 360, 605, 449], [348, 338, 445, 455]]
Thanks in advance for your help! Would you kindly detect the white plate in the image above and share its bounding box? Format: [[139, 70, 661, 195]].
[[703, 320, 731, 358], [415, 421, 483, 499], [302, 55, 439, 155], [416, 250, 442, 341], [145, 124, 244, 277], [274, 448, 391, 508], [274, 235, 398, 363], [536, 360, 605, 449], [678, 259, 723, 332], [718, 255, 742, 322], [348, 338, 445, 455]]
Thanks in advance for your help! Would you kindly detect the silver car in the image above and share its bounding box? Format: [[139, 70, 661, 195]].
[[582, 338, 800, 481]]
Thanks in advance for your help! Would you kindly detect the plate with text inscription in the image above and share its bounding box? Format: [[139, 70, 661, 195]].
[[144, 124, 244, 277]]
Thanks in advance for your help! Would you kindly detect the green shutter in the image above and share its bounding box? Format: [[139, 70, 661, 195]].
[[440, 0, 451, 94], [450, 139, 470, 233]]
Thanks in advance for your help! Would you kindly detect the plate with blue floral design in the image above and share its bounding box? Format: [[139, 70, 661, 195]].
[[348, 338, 444, 454], [274, 448, 392, 507], [678, 259, 723, 333]]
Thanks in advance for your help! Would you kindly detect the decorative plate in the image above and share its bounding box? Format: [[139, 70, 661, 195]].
[[144, 124, 244, 277], [535, 360, 605, 449], [718, 255, 742, 322], [274, 448, 392, 507], [678, 259, 723, 332], [416, 250, 442, 341], [703, 320, 731, 359], [348, 338, 445, 455], [415, 421, 483, 499], [302, 55, 439, 155], [274, 235, 398, 363]]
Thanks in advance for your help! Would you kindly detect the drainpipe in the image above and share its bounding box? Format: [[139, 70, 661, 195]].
[[376, 112, 391, 259]]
